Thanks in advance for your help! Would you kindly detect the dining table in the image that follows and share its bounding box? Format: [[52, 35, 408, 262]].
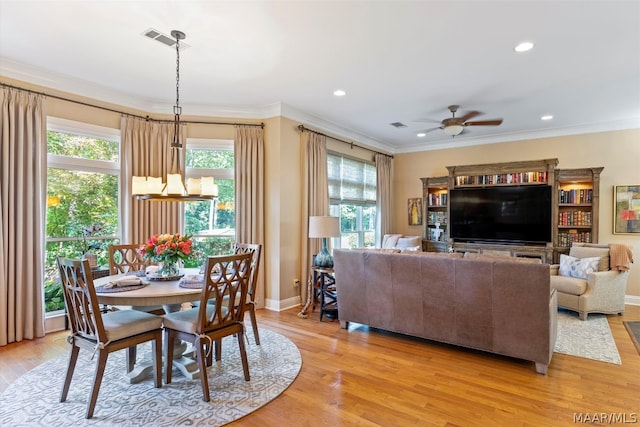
[[93, 268, 204, 384]]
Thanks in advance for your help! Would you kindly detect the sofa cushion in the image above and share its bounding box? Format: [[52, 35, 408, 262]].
[[381, 234, 402, 249], [396, 236, 421, 249], [550, 275, 588, 296], [559, 254, 600, 279], [569, 245, 610, 271]]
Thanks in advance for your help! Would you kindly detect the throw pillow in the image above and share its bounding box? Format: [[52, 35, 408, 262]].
[[558, 254, 601, 279]]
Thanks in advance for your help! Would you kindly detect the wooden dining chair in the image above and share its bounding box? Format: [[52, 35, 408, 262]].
[[233, 242, 262, 345], [163, 252, 253, 402], [107, 242, 164, 371], [108, 243, 147, 275], [56, 257, 163, 419]]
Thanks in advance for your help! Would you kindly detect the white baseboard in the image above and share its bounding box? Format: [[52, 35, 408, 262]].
[[264, 295, 301, 312], [45, 313, 66, 334], [625, 295, 640, 306]]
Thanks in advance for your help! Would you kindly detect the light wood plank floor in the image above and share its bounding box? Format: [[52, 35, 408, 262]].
[[2, 305, 639, 426]]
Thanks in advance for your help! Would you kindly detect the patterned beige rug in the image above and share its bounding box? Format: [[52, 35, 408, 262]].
[[0, 327, 301, 426], [554, 309, 621, 364]]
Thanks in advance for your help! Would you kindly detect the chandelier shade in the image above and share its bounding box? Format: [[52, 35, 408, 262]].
[[132, 30, 217, 202]]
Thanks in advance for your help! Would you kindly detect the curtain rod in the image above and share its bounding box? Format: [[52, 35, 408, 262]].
[[1, 82, 264, 128], [296, 124, 393, 158]]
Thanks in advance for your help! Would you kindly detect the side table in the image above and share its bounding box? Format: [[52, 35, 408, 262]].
[[312, 267, 338, 321]]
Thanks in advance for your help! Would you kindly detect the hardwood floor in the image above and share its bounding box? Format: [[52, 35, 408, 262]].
[[2, 305, 639, 426]]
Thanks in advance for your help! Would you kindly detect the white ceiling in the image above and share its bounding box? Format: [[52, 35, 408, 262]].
[[1, 0, 639, 154]]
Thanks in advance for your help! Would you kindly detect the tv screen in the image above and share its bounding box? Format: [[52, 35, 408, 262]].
[[449, 185, 552, 244]]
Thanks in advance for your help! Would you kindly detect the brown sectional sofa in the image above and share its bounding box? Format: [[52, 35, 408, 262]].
[[333, 249, 557, 374]]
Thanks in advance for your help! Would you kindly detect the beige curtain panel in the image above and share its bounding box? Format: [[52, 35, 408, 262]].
[[375, 153, 393, 247], [120, 116, 184, 243], [234, 125, 265, 308], [298, 130, 328, 317], [0, 87, 47, 346]]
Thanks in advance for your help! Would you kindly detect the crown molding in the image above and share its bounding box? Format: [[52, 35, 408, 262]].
[[277, 103, 394, 154]]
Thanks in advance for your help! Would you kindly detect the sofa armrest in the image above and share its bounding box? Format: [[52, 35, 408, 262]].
[[550, 264, 559, 276]]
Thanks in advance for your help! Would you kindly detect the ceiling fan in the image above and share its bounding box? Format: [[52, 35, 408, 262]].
[[419, 105, 503, 137]]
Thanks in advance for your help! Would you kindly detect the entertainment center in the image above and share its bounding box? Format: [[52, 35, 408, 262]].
[[421, 158, 603, 263]]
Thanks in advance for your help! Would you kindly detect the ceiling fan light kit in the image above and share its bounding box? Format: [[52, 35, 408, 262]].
[[443, 124, 464, 136]]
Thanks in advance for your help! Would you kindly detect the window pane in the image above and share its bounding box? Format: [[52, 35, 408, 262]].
[[45, 168, 119, 312], [330, 203, 376, 249], [47, 131, 118, 161], [184, 179, 235, 235], [45, 125, 120, 314], [186, 149, 234, 169]]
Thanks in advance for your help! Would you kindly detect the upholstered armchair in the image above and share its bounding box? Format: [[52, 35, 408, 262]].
[[550, 243, 632, 320]]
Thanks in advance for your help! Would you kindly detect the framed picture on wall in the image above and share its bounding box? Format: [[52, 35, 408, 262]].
[[613, 185, 640, 234], [408, 198, 422, 226]]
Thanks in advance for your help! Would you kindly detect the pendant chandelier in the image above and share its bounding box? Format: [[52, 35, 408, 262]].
[[132, 30, 218, 202]]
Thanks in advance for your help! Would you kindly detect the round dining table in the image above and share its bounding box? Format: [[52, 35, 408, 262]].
[[93, 269, 202, 307], [93, 269, 204, 383]]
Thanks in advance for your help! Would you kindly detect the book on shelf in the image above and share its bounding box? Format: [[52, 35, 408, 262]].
[[558, 210, 592, 226], [455, 171, 548, 186], [428, 193, 447, 206], [558, 188, 593, 204]]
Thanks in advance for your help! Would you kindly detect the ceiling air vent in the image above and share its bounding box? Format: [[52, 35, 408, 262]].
[[142, 28, 190, 49], [390, 122, 407, 128]]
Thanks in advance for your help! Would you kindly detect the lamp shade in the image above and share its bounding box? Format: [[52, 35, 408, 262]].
[[309, 216, 340, 238]]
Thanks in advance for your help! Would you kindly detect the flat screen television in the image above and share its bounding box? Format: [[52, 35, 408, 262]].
[[449, 185, 552, 245]]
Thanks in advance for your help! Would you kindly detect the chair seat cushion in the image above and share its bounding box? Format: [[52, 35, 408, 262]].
[[103, 310, 163, 342], [550, 275, 588, 296], [163, 305, 227, 333]]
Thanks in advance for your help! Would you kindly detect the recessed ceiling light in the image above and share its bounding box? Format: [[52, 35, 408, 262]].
[[417, 133, 427, 137], [514, 41, 534, 53], [333, 89, 346, 97], [541, 115, 554, 121]]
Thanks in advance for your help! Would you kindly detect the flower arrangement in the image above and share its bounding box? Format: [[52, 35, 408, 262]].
[[138, 233, 194, 277]]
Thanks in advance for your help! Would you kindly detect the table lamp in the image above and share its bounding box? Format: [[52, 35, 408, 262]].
[[309, 216, 340, 268]]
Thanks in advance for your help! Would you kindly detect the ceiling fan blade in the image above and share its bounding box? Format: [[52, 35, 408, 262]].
[[418, 127, 441, 133], [457, 110, 482, 122], [465, 119, 503, 126]]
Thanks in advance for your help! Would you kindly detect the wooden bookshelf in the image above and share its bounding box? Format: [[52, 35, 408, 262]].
[[421, 176, 449, 252], [553, 167, 603, 261]]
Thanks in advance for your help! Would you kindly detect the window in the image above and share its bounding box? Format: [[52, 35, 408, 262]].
[[45, 118, 120, 313], [184, 139, 235, 264], [328, 153, 377, 248]]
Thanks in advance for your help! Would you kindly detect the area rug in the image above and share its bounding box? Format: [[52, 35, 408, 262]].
[[0, 327, 301, 426], [554, 309, 621, 364], [624, 321, 640, 355]]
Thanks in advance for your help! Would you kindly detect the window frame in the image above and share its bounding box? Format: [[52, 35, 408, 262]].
[[327, 151, 377, 249], [44, 117, 122, 314]]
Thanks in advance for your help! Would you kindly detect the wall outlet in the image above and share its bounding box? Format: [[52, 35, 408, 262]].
[[292, 278, 301, 287]]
